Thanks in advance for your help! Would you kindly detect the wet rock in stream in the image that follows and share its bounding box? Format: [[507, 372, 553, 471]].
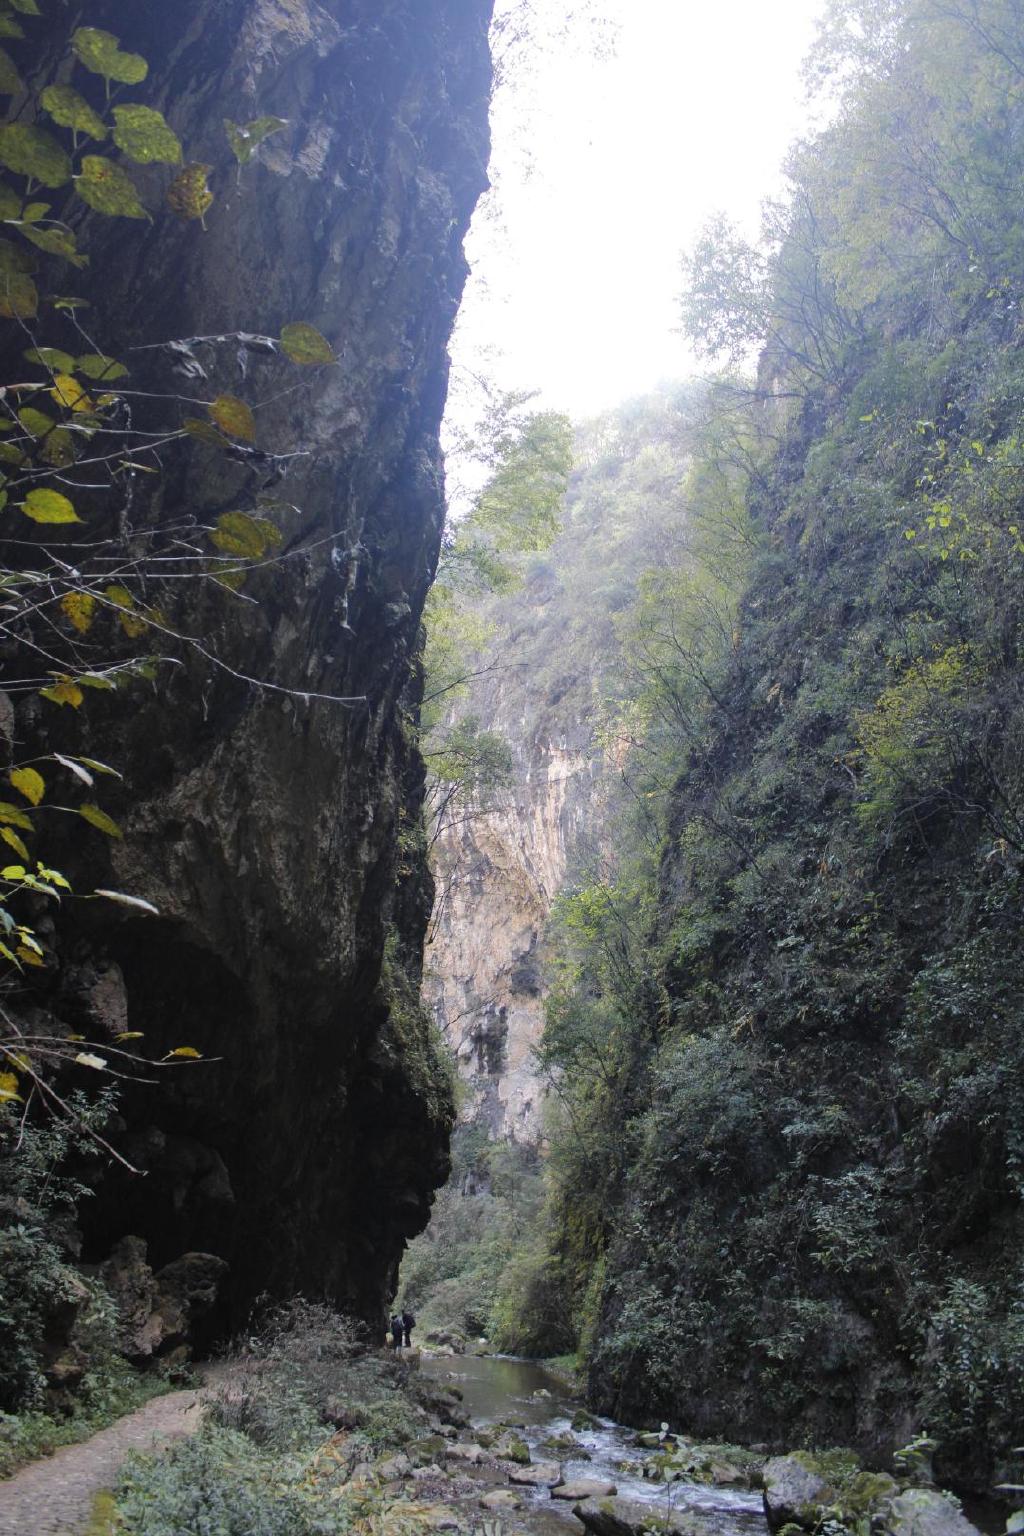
[[553, 1480, 619, 1501], [573, 1495, 718, 1536], [510, 1462, 564, 1488]]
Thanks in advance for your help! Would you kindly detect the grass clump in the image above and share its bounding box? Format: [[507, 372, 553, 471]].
[[112, 1300, 446, 1536]]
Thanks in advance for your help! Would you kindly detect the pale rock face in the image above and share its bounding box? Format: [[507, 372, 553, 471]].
[[425, 727, 607, 1144]]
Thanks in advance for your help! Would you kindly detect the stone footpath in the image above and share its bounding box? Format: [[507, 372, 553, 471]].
[[0, 1389, 203, 1535]]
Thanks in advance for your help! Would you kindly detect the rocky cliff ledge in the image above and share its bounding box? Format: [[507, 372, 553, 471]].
[[2, 0, 493, 1331]]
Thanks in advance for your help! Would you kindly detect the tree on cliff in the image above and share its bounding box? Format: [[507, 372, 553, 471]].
[[422, 394, 572, 860]]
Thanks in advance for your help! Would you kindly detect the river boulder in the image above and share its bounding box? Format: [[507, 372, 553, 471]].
[[445, 1442, 487, 1464], [763, 1454, 843, 1530], [494, 1431, 531, 1464], [509, 1461, 563, 1487], [553, 1479, 618, 1500], [481, 1490, 523, 1511], [883, 1490, 983, 1536], [572, 1494, 713, 1536]]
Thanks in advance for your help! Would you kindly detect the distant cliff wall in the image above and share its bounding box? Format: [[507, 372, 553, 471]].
[[425, 718, 602, 1144]]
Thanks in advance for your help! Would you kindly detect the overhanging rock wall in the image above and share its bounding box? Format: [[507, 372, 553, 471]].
[[4, 0, 494, 1329]]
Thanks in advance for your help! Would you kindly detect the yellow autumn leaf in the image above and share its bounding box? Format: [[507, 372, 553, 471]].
[[10, 766, 44, 805], [165, 1045, 202, 1059], [0, 1070, 21, 1101], [0, 801, 33, 830], [280, 322, 336, 366], [209, 394, 256, 443], [78, 803, 123, 838], [40, 678, 84, 708], [51, 373, 92, 412], [16, 945, 44, 967], [61, 592, 96, 633], [1, 827, 28, 860]]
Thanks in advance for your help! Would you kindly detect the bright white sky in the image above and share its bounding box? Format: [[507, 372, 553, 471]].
[[450, 0, 828, 422]]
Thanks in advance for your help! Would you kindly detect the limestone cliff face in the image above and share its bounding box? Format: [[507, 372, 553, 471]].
[[2, 0, 493, 1329], [423, 400, 697, 1150], [424, 582, 614, 1146], [425, 743, 600, 1143]]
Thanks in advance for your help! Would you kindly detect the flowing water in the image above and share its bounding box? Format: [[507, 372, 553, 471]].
[[419, 1353, 766, 1536]]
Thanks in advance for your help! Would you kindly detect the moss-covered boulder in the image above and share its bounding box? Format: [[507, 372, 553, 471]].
[[764, 1451, 907, 1533], [884, 1490, 982, 1536], [493, 1430, 531, 1465]]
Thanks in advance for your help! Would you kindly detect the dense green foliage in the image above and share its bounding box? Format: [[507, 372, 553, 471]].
[[487, 0, 1024, 1492], [399, 1126, 546, 1345], [111, 1302, 455, 1536], [407, 386, 729, 1348], [423, 395, 572, 848], [0, 1089, 167, 1474]]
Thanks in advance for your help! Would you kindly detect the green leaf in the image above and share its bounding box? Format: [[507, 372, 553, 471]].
[[0, 46, 22, 95], [0, 270, 36, 318], [224, 115, 288, 165], [210, 511, 282, 558], [8, 0, 42, 14], [75, 156, 147, 219], [166, 162, 213, 221], [76, 353, 128, 381], [0, 236, 33, 272], [21, 488, 81, 524], [40, 84, 107, 139], [17, 223, 87, 267], [17, 406, 55, 437], [77, 756, 122, 776], [72, 28, 148, 86], [22, 202, 48, 222], [9, 767, 43, 805], [78, 803, 122, 838], [0, 183, 20, 219], [183, 416, 229, 448], [209, 394, 256, 442], [112, 105, 181, 166], [0, 124, 72, 188], [280, 322, 336, 366], [39, 428, 75, 468]]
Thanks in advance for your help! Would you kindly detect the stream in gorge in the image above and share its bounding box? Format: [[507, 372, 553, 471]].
[[418, 1353, 766, 1536]]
